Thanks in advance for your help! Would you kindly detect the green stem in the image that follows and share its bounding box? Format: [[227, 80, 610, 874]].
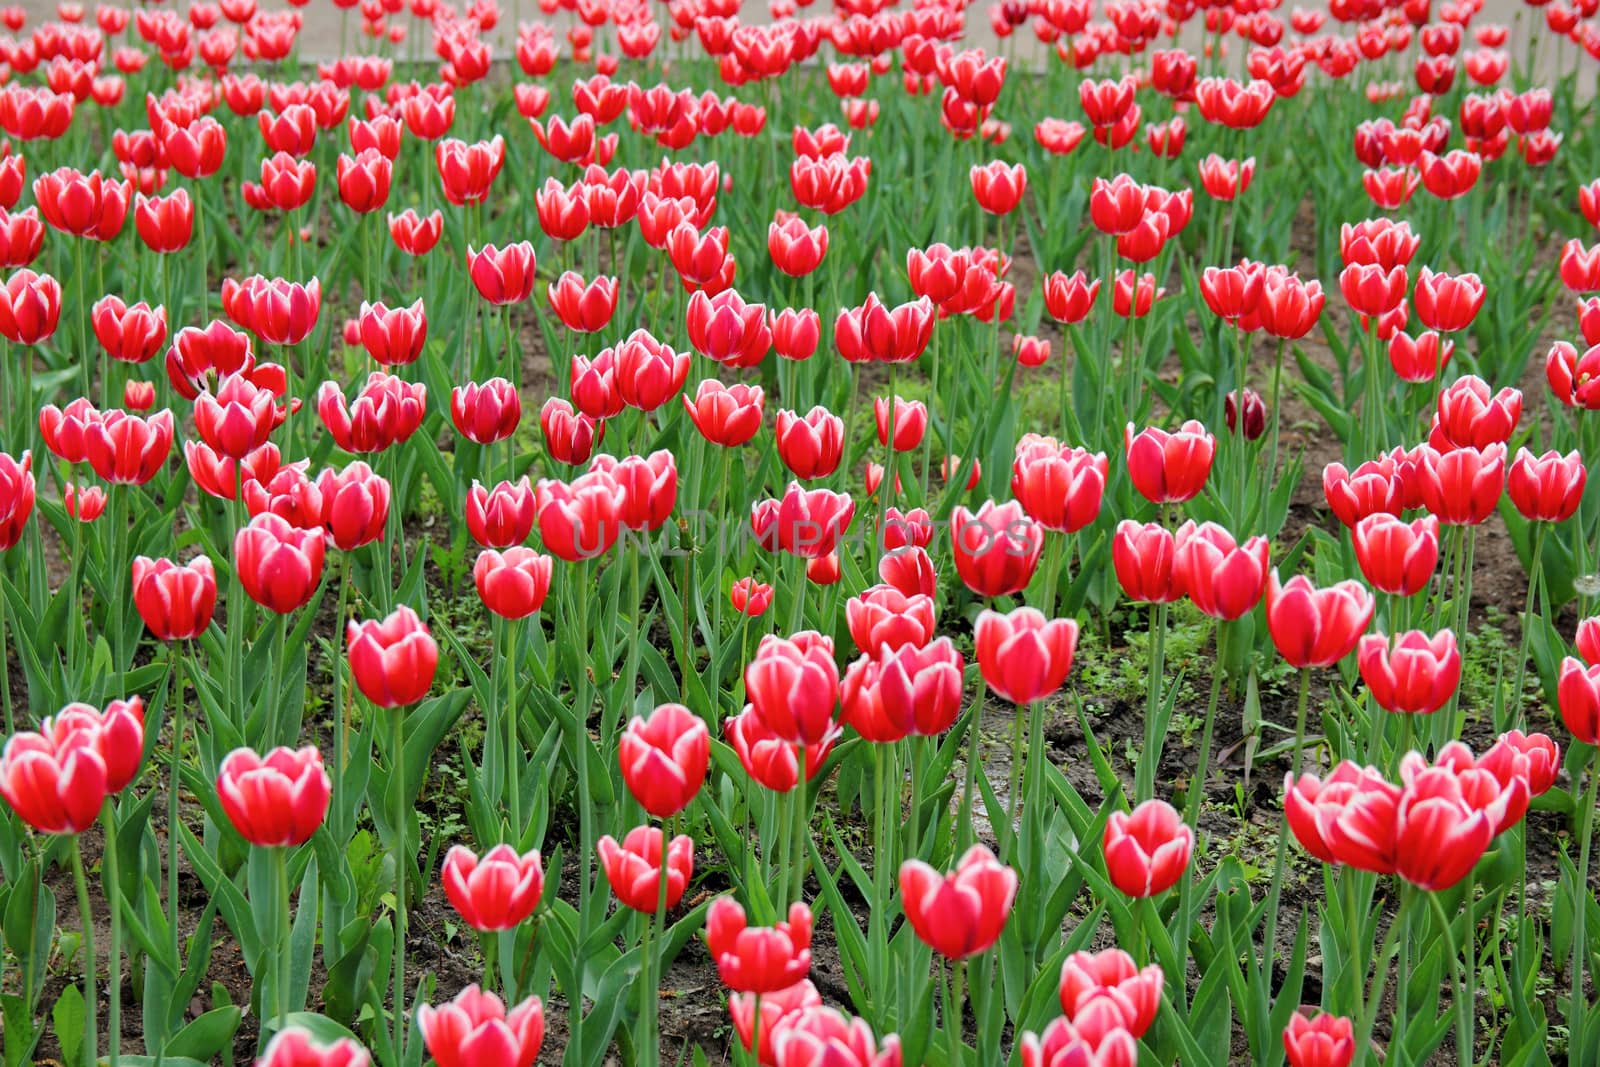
[[101, 802, 121, 1067], [1136, 602, 1169, 803], [958, 683, 987, 854], [1427, 889, 1472, 1066], [276, 846, 291, 1036], [1570, 748, 1599, 1054], [946, 958, 967, 1067], [1509, 524, 1545, 731], [167, 643, 184, 964], [1265, 667, 1312, 968], [391, 708, 407, 1062], [505, 616, 522, 841], [71, 836, 98, 1067]]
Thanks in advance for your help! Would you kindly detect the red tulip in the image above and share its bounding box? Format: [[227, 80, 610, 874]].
[[1430, 375, 1520, 450], [1019, 1015, 1138, 1067], [335, 148, 391, 213], [1322, 456, 1406, 527], [466, 241, 537, 305], [440, 843, 544, 931], [614, 330, 689, 411], [1197, 153, 1255, 201], [1266, 572, 1375, 669], [1338, 262, 1407, 316], [131, 554, 216, 640], [752, 483, 856, 560], [872, 396, 927, 452], [598, 826, 693, 914], [465, 478, 536, 548], [389, 207, 443, 255], [1058, 950, 1163, 1039], [834, 293, 935, 364], [949, 499, 1043, 597], [347, 605, 438, 708], [1284, 760, 1400, 873], [1112, 520, 1179, 603], [974, 607, 1079, 705], [769, 1006, 900, 1067], [745, 631, 840, 745], [619, 702, 709, 818], [33, 166, 130, 240], [417, 985, 544, 1067], [845, 584, 935, 655], [536, 178, 590, 242], [1402, 742, 1532, 837], [1558, 656, 1600, 744], [0, 267, 60, 344], [1411, 443, 1505, 526], [1124, 420, 1214, 504], [706, 898, 812, 993], [535, 470, 623, 560], [242, 152, 315, 213], [1102, 798, 1192, 897], [768, 215, 827, 276], [775, 406, 844, 480], [1358, 630, 1460, 715], [63, 481, 105, 522], [216, 746, 330, 847], [160, 116, 226, 179], [1481, 730, 1560, 799], [588, 451, 676, 531], [0, 450, 34, 550], [317, 372, 427, 454], [1393, 766, 1493, 890], [194, 373, 278, 458], [731, 577, 773, 617], [841, 636, 963, 742], [435, 135, 505, 206], [314, 461, 389, 550], [472, 546, 551, 618], [235, 512, 325, 614], [255, 1029, 368, 1067], [1041, 270, 1100, 323], [1507, 447, 1585, 522], [970, 159, 1026, 214], [539, 398, 603, 465], [1172, 521, 1269, 619], [0, 206, 43, 268], [1283, 1011, 1354, 1067], [1351, 513, 1438, 596], [221, 274, 321, 347], [85, 408, 173, 484], [133, 188, 192, 252], [92, 296, 166, 364], [547, 271, 617, 333], [899, 844, 1016, 959], [686, 288, 771, 368], [1010, 435, 1107, 533], [451, 378, 520, 444], [729, 981, 821, 1067], [357, 299, 426, 367]]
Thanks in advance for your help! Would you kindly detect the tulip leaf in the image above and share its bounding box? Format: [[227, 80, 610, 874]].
[[163, 1006, 242, 1062]]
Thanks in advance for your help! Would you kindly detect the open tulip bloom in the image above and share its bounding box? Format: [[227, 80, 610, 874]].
[[4, 13, 1600, 1067]]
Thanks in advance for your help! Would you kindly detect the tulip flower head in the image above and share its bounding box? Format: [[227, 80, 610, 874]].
[[440, 843, 544, 931], [216, 745, 331, 847], [898, 844, 1017, 958]]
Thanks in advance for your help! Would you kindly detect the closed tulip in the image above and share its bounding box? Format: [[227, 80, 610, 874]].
[[357, 299, 426, 367], [235, 513, 325, 613], [389, 207, 443, 255], [132, 555, 216, 640], [619, 703, 709, 818], [347, 605, 438, 708], [768, 215, 827, 276], [683, 379, 764, 447], [588, 451, 676, 531], [1173, 521, 1269, 620], [775, 407, 844, 480], [1358, 630, 1460, 714], [841, 637, 964, 741], [466, 477, 537, 548], [872, 395, 927, 452], [731, 578, 774, 617], [417, 985, 544, 1067], [92, 295, 166, 364], [133, 188, 192, 251], [1058, 950, 1163, 1039], [1393, 766, 1493, 890], [1266, 572, 1375, 669], [317, 372, 427, 454], [1558, 656, 1600, 744], [725, 707, 840, 792], [899, 844, 1016, 958], [33, 166, 130, 239], [1102, 799, 1193, 897], [64, 483, 105, 522], [1507, 447, 1585, 522], [971, 159, 1026, 214], [256, 1029, 370, 1067], [0, 450, 32, 549], [535, 470, 623, 560], [1322, 456, 1406, 527], [466, 241, 537, 305], [194, 373, 278, 459], [1414, 267, 1485, 332], [221, 274, 321, 347], [540, 398, 603, 465], [315, 461, 390, 550], [975, 607, 1079, 705], [1283, 761, 1400, 874], [1112, 520, 1180, 604], [0, 722, 109, 833], [845, 584, 934, 655], [473, 547, 553, 619], [686, 288, 771, 368], [1011, 435, 1107, 533], [705, 898, 813, 993], [614, 330, 689, 411], [451, 378, 520, 444], [1430, 375, 1520, 450], [950, 499, 1043, 597], [729, 981, 821, 1067], [597, 826, 693, 913], [1019, 1015, 1139, 1067], [1282, 1011, 1354, 1067], [216, 746, 330, 847], [0, 268, 60, 344], [336, 148, 392, 213], [548, 271, 617, 333], [1124, 420, 1214, 504], [440, 843, 544, 931], [1411, 443, 1505, 525], [1351, 513, 1438, 596], [1041, 270, 1100, 323]]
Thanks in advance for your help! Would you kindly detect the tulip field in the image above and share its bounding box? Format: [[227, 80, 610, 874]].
[[4, 0, 1600, 1064]]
